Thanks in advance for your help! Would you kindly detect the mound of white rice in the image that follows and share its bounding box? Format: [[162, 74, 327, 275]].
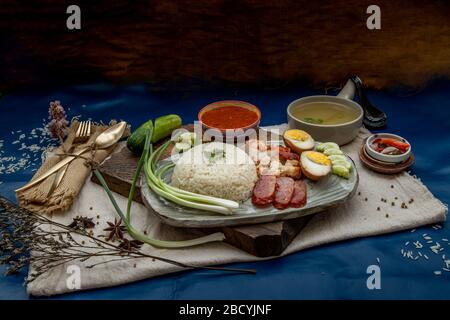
[[171, 142, 257, 202]]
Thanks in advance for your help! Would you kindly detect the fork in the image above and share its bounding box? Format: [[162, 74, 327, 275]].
[[73, 120, 92, 144], [46, 120, 91, 197]]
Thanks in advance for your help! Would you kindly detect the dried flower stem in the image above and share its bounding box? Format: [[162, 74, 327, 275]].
[[0, 196, 255, 284], [48, 100, 69, 142]]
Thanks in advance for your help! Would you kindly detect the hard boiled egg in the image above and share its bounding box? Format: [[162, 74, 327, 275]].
[[300, 151, 331, 180], [283, 129, 315, 153]]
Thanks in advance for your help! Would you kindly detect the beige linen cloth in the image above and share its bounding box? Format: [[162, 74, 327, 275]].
[[16, 121, 123, 214], [27, 125, 447, 296]]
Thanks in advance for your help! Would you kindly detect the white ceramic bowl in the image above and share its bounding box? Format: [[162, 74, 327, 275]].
[[365, 133, 411, 164], [286, 79, 363, 146], [287, 96, 363, 146]]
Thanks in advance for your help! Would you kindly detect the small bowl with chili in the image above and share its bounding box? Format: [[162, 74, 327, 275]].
[[365, 133, 411, 164], [198, 100, 261, 140]]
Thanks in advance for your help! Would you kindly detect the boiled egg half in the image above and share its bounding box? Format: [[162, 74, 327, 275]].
[[283, 129, 315, 153], [300, 151, 331, 180]]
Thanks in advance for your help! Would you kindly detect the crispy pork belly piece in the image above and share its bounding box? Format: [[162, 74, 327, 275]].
[[279, 164, 302, 179], [246, 139, 267, 153], [258, 152, 271, 166], [285, 159, 300, 166], [245, 139, 268, 163], [245, 140, 302, 179]]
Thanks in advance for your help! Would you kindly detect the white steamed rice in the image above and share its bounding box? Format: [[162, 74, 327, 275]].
[[171, 142, 257, 202]]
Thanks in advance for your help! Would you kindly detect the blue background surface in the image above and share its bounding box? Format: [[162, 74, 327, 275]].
[[0, 82, 449, 299]]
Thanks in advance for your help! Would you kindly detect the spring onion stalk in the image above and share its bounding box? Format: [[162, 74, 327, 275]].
[[96, 127, 226, 248], [145, 178, 234, 215], [126, 124, 153, 222], [144, 166, 234, 214], [154, 163, 239, 209], [94, 170, 128, 223], [150, 139, 167, 172], [94, 169, 225, 248], [141, 137, 236, 215], [145, 140, 240, 213]]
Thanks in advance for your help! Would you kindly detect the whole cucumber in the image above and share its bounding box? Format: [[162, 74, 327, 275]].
[[151, 114, 182, 143], [127, 119, 154, 154], [127, 114, 182, 154]]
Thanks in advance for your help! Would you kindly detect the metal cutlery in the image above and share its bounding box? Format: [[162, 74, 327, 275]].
[[16, 121, 127, 193], [46, 121, 92, 197]]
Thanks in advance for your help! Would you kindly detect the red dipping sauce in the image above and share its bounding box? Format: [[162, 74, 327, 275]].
[[198, 100, 261, 130], [201, 105, 259, 130]]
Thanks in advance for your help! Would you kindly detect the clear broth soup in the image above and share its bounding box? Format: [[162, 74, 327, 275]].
[[292, 102, 360, 125]]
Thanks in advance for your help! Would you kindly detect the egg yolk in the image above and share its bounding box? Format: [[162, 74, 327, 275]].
[[305, 151, 331, 166], [285, 129, 310, 141]]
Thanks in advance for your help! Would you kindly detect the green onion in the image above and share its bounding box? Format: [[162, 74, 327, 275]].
[[144, 139, 239, 213], [96, 128, 226, 248], [303, 117, 324, 124], [126, 124, 153, 222], [154, 163, 238, 209]]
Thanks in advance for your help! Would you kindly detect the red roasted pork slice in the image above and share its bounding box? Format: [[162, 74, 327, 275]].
[[278, 150, 300, 161], [273, 177, 295, 209], [290, 180, 307, 208], [252, 175, 277, 207], [270, 145, 290, 153]]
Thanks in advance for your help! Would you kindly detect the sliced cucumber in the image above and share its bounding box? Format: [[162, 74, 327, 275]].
[[179, 132, 195, 143], [331, 159, 352, 171], [328, 155, 347, 162], [175, 142, 192, 152], [317, 142, 339, 152], [317, 142, 352, 178], [173, 132, 197, 153], [324, 148, 344, 156], [332, 165, 350, 179]]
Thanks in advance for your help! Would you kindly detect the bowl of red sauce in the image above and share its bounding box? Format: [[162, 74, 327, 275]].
[[198, 100, 261, 140], [365, 133, 411, 164]]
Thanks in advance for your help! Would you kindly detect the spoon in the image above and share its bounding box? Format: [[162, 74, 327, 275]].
[[15, 121, 127, 192], [351, 76, 388, 129]]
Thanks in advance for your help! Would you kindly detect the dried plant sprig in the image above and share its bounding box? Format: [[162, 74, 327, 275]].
[[48, 100, 69, 143], [118, 239, 144, 252], [0, 196, 256, 285]]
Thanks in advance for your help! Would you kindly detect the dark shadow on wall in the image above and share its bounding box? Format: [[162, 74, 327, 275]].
[[0, 0, 449, 92]]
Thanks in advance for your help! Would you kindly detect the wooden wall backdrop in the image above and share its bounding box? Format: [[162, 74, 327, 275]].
[[1, 0, 449, 91]]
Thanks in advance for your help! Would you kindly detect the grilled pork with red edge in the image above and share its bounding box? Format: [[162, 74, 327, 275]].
[[273, 177, 295, 209], [252, 175, 277, 207]]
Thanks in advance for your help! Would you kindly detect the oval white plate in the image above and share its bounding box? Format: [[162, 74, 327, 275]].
[[142, 142, 359, 228]]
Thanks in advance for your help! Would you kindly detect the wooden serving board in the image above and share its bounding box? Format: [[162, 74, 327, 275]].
[[91, 129, 311, 257]]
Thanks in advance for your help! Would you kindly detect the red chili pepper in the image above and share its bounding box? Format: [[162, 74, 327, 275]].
[[374, 138, 410, 152]]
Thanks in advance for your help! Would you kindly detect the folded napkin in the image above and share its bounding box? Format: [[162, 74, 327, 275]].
[[16, 121, 124, 215], [26, 125, 447, 296]]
